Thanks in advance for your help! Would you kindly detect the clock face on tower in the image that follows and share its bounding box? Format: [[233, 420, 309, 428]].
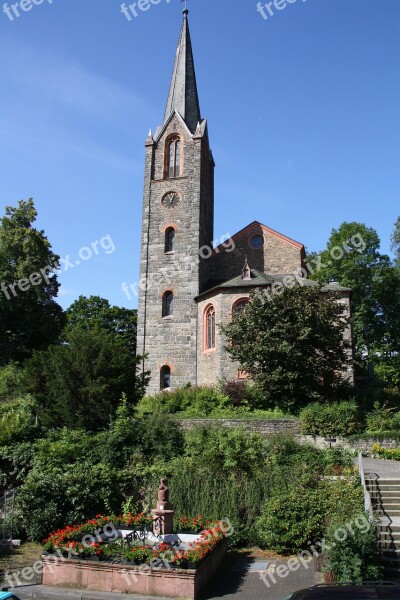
[[162, 192, 181, 208]]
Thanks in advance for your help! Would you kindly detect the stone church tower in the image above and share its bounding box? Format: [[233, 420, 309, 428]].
[[137, 9, 215, 395], [137, 9, 354, 395]]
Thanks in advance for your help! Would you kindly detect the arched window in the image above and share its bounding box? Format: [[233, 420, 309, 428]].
[[204, 305, 216, 350], [233, 299, 250, 314], [168, 137, 181, 178], [165, 227, 175, 253], [162, 291, 174, 317], [160, 366, 171, 390]]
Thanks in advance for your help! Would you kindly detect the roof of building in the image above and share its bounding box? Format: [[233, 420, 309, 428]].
[[197, 269, 352, 300]]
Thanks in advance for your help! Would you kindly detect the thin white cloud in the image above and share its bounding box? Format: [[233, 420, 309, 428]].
[[0, 35, 152, 172]]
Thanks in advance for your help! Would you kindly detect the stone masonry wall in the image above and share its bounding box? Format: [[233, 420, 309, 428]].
[[137, 114, 214, 395], [179, 418, 301, 436], [212, 223, 304, 282]]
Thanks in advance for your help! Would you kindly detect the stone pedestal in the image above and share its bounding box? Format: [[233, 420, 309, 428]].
[[151, 509, 174, 536], [152, 478, 174, 535]]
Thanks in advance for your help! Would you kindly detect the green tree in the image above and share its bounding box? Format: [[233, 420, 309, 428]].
[[392, 216, 400, 266], [65, 295, 137, 354], [310, 222, 400, 372], [0, 199, 65, 364], [221, 285, 352, 412], [25, 327, 146, 431]]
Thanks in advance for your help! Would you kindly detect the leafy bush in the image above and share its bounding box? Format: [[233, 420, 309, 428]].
[[366, 403, 400, 433], [184, 426, 265, 475], [0, 395, 40, 445], [300, 401, 360, 437], [0, 363, 27, 403], [256, 478, 364, 554], [136, 386, 230, 417], [371, 443, 400, 460], [324, 516, 382, 583]]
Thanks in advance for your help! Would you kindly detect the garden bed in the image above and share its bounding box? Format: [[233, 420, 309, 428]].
[[41, 514, 228, 599], [42, 538, 227, 599]]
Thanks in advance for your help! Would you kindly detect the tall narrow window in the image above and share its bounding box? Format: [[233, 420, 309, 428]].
[[168, 137, 181, 178], [162, 291, 174, 317], [165, 227, 175, 253], [205, 305, 216, 350], [160, 366, 171, 390]]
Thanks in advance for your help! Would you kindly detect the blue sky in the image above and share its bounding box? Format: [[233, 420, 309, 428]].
[[0, 0, 399, 310]]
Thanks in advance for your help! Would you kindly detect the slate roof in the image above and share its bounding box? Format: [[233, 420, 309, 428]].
[[197, 270, 352, 300], [162, 9, 201, 134]]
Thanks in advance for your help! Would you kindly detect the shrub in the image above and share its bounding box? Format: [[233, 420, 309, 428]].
[[300, 401, 360, 437], [0, 395, 40, 445], [136, 386, 230, 417], [257, 483, 327, 553], [184, 426, 265, 475], [221, 380, 249, 407], [0, 363, 27, 403], [366, 403, 400, 433], [256, 477, 364, 554], [371, 444, 400, 460], [324, 516, 382, 583]]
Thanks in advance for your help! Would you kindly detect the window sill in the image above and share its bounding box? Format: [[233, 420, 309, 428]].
[[203, 348, 216, 354], [164, 251, 175, 256], [162, 316, 174, 320]]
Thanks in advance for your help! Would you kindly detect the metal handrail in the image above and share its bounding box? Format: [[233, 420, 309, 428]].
[[358, 452, 374, 520]]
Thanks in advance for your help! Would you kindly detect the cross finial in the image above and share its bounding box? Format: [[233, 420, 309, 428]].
[[181, 0, 188, 14]]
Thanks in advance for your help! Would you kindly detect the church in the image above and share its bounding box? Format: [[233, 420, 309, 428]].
[[137, 8, 352, 396]]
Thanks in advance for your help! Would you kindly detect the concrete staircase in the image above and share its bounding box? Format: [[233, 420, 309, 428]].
[[366, 476, 400, 578]]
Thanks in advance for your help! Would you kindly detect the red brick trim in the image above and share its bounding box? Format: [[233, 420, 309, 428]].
[[203, 303, 216, 353], [159, 361, 176, 374], [160, 222, 179, 233], [231, 297, 250, 316]]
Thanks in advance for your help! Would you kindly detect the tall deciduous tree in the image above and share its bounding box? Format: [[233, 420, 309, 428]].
[[0, 199, 64, 365], [221, 285, 352, 412], [392, 216, 400, 266], [65, 295, 137, 354], [310, 222, 398, 366]]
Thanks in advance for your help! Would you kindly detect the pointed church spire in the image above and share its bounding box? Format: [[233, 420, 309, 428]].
[[163, 8, 201, 134]]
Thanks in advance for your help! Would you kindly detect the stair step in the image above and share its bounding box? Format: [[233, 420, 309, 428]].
[[377, 510, 400, 516], [375, 491, 400, 498], [378, 498, 400, 505]]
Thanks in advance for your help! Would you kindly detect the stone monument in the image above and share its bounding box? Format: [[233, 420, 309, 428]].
[[152, 478, 175, 536]]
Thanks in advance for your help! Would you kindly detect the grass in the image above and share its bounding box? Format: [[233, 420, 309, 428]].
[[0, 542, 43, 587]]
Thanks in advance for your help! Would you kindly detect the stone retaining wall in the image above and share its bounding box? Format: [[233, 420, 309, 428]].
[[178, 418, 301, 436]]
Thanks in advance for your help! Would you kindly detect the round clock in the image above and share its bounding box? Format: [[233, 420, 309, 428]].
[[162, 192, 181, 208]]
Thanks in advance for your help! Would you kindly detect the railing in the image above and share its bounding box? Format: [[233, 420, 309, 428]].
[[124, 516, 163, 547], [358, 452, 374, 520], [0, 489, 16, 542]]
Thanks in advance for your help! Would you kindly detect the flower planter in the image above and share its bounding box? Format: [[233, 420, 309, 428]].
[[41, 538, 227, 600]]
